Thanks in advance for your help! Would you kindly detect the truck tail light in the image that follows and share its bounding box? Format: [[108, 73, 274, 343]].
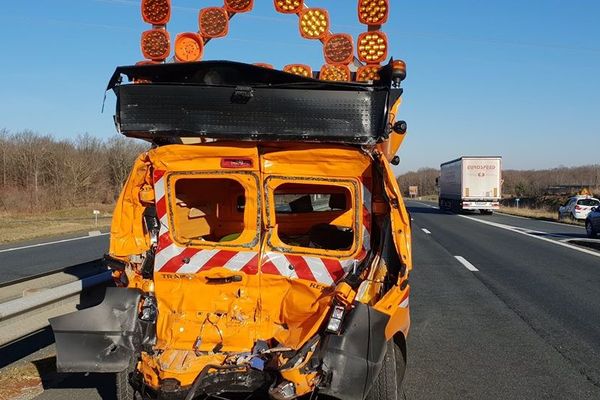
[[141, 28, 171, 61], [174, 33, 204, 62], [358, 0, 389, 26], [319, 64, 351, 81], [356, 65, 380, 82], [221, 158, 253, 168], [283, 64, 313, 78], [199, 7, 229, 38], [357, 31, 388, 63], [224, 0, 253, 13], [274, 0, 303, 14], [325, 305, 346, 334], [141, 0, 171, 25], [323, 34, 354, 65], [299, 8, 329, 39]]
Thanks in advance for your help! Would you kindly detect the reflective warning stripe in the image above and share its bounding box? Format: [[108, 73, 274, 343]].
[[262, 252, 353, 286]]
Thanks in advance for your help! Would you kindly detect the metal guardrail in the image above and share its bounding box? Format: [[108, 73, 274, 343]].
[[0, 263, 112, 347]]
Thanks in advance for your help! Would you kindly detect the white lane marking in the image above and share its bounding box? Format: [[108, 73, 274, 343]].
[[455, 256, 479, 271], [458, 214, 600, 259], [0, 233, 110, 254], [413, 201, 439, 209], [421, 228, 432, 234]]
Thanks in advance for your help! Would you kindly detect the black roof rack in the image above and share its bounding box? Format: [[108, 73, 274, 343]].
[[108, 60, 402, 145]]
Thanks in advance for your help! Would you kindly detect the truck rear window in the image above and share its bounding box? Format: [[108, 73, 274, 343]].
[[273, 183, 354, 251], [170, 176, 255, 246]]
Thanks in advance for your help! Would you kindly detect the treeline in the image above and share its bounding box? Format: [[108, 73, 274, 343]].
[[396, 168, 439, 197], [0, 130, 147, 213], [397, 165, 600, 198], [502, 166, 600, 197]]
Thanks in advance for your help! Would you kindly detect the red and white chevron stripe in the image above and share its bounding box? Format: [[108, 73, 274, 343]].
[[151, 170, 373, 286]]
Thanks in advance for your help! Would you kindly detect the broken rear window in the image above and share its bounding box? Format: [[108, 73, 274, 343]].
[[272, 183, 355, 252], [168, 174, 258, 247]]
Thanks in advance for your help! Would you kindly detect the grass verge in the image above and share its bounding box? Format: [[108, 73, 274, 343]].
[[0, 205, 113, 244], [499, 206, 584, 225]]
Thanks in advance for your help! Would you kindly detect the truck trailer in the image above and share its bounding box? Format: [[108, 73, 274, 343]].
[[438, 156, 502, 214]]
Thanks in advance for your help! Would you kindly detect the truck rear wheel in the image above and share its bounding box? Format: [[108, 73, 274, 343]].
[[116, 358, 143, 400], [365, 340, 406, 400]]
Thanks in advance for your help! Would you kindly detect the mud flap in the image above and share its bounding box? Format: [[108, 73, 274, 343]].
[[49, 288, 143, 373], [319, 302, 390, 400]]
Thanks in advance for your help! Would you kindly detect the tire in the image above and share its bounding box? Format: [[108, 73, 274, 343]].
[[586, 221, 597, 238], [116, 358, 143, 400], [366, 340, 406, 400]]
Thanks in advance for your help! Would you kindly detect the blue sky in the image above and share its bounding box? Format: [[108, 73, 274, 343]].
[[0, 0, 598, 173]]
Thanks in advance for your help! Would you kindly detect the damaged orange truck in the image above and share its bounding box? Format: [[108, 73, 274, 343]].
[[50, 2, 412, 400]]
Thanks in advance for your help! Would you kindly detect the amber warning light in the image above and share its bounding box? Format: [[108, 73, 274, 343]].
[[174, 33, 204, 62], [141, 0, 172, 25]]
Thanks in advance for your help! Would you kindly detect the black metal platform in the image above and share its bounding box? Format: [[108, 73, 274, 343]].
[[108, 60, 401, 145]]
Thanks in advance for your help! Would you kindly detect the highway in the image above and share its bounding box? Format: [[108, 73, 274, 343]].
[[0, 232, 109, 285], [403, 201, 600, 399], [1, 204, 600, 399]]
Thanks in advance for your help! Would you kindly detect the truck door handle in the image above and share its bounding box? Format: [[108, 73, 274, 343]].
[[205, 275, 243, 284]]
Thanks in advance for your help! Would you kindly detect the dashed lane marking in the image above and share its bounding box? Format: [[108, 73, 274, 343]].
[[422, 228, 432, 234], [408, 201, 599, 259], [413, 201, 439, 209], [455, 255, 479, 272], [458, 214, 600, 259]]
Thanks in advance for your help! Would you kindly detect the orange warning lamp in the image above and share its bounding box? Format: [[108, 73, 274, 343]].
[[323, 34, 354, 65], [141, 28, 171, 61], [356, 65, 380, 82], [319, 64, 351, 82], [283, 64, 313, 78], [274, 0, 303, 14], [224, 0, 254, 13], [174, 33, 204, 62], [199, 7, 229, 38], [141, 0, 171, 25], [299, 8, 330, 39], [358, 0, 389, 25], [254, 63, 274, 69], [357, 31, 388, 63], [392, 59, 407, 83]]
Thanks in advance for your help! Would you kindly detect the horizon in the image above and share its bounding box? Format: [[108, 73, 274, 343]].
[[1, 1, 599, 174]]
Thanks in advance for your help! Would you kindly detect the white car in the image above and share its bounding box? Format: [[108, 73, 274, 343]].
[[558, 196, 600, 221]]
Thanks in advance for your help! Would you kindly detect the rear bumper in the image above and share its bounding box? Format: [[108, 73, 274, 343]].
[[461, 201, 499, 210]]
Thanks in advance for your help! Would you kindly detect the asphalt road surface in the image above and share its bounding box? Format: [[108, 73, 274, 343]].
[[403, 201, 600, 399], [0, 232, 109, 284], [8, 203, 600, 399]]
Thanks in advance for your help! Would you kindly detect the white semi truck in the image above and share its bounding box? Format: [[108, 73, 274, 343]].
[[438, 156, 502, 214]]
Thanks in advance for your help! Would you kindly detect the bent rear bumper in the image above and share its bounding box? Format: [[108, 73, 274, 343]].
[[318, 302, 390, 400], [49, 287, 145, 373]]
